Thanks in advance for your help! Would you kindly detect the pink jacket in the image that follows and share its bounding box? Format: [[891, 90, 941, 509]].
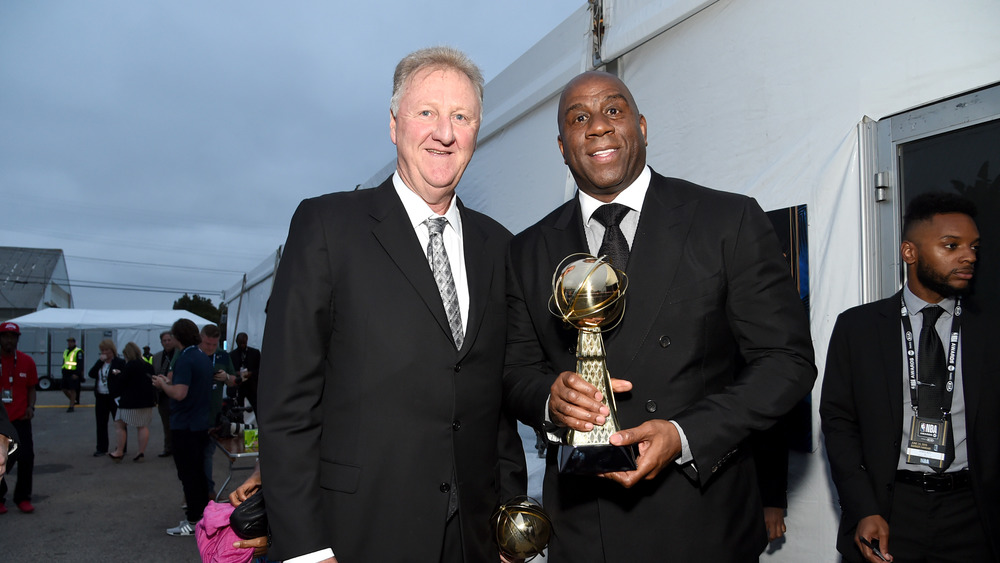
[[195, 501, 255, 563]]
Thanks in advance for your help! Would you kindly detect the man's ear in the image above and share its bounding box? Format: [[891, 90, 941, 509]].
[[389, 110, 398, 145], [557, 135, 566, 164], [901, 240, 918, 266]]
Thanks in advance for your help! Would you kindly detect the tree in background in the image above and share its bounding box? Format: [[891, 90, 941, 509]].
[[172, 294, 228, 341]]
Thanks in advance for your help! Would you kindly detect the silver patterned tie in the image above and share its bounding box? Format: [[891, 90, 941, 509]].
[[426, 217, 464, 350]]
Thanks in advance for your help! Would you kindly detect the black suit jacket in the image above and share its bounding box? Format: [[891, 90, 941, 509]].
[[258, 179, 526, 562], [88, 357, 127, 397], [504, 171, 816, 561], [228, 346, 261, 410], [820, 291, 1000, 560], [0, 400, 16, 451]]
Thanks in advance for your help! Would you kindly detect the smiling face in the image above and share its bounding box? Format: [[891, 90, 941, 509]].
[[902, 212, 980, 303], [557, 72, 647, 203], [390, 66, 481, 214]]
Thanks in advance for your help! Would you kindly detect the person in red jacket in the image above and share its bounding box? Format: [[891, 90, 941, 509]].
[[0, 321, 38, 514]]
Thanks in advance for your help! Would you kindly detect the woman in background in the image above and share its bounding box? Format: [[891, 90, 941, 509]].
[[88, 339, 125, 457], [109, 342, 156, 462], [88, 338, 125, 457]]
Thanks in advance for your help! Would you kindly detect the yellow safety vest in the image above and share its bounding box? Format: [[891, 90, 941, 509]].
[[143, 355, 154, 366], [63, 347, 82, 370]]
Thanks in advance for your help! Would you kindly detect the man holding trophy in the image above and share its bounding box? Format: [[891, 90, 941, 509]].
[[258, 47, 526, 563], [503, 71, 816, 561]]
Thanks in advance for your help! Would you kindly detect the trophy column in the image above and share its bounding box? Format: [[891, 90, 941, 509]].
[[566, 328, 620, 446]]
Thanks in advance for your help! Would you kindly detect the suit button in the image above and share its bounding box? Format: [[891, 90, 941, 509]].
[[453, 363, 461, 373], [568, 345, 576, 355], [439, 482, 451, 493], [886, 483, 893, 492], [659, 335, 671, 348], [452, 420, 461, 431], [645, 400, 657, 413]]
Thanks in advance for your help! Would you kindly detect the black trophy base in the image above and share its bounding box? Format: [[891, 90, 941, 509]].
[[557, 443, 638, 474]]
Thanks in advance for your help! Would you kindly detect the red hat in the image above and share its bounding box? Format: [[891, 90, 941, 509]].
[[0, 321, 20, 335]]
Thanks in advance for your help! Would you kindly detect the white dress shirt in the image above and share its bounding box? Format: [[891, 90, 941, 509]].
[[393, 173, 470, 335]]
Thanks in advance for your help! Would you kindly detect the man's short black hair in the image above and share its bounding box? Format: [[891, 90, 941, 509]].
[[902, 192, 977, 240]]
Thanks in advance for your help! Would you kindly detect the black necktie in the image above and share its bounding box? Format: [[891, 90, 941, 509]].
[[918, 305, 954, 471], [592, 203, 631, 271]]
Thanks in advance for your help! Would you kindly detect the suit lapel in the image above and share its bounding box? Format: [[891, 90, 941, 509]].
[[607, 174, 698, 376], [958, 299, 985, 437], [876, 293, 905, 431], [541, 198, 589, 268], [369, 180, 455, 348], [458, 200, 491, 358]]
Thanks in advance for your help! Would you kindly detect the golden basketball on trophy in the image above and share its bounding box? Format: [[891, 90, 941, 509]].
[[492, 496, 552, 561], [549, 253, 637, 474]]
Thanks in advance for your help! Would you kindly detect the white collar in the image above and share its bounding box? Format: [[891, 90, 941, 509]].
[[392, 172, 463, 236], [577, 165, 651, 222]]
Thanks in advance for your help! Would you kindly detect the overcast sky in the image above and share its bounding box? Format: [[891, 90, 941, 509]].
[[1, 1, 581, 311]]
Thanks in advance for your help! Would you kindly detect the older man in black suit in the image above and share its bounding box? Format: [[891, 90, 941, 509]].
[[503, 71, 816, 561], [258, 47, 526, 563]]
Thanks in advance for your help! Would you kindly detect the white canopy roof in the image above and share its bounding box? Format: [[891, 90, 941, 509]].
[[7, 308, 213, 330]]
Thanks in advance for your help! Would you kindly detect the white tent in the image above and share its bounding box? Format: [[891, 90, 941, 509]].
[[221, 247, 281, 349], [225, 1, 1000, 559], [7, 309, 213, 384]]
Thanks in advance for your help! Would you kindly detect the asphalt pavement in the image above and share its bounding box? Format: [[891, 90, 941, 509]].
[[0, 389, 254, 562]]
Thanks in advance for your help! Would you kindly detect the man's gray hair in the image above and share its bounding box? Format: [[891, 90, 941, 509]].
[[390, 46, 484, 118]]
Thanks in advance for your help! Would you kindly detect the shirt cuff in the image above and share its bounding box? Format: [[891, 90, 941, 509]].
[[670, 420, 694, 466], [285, 548, 335, 563], [542, 396, 564, 442], [1, 435, 15, 456]]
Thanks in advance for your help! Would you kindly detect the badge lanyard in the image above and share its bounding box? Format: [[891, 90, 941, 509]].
[[900, 296, 962, 419], [1, 354, 15, 403]]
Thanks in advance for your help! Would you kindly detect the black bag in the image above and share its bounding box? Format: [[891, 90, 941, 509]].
[[230, 488, 268, 540]]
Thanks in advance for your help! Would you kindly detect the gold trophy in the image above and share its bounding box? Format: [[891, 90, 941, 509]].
[[492, 496, 552, 561], [549, 254, 637, 474]]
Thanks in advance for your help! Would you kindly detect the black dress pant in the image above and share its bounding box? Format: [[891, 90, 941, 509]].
[[172, 428, 209, 523], [0, 418, 33, 504], [93, 392, 117, 453], [156, 391, 172, 453], [888, 476, 992, 562]]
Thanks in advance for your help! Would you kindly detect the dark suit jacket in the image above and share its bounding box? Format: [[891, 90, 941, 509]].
[[258, 179, 526, 562], [88, 357, 127, 397], [0, 400, 16, 451], [504, 171, 816, 561], [111, 359, 156, 409], [228, 345, 261, 410], [152, 349, 174, 376], [820, 291, 1000, 561]]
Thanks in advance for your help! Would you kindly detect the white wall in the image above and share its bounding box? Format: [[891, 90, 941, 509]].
[[460, 0, 1000, 560]]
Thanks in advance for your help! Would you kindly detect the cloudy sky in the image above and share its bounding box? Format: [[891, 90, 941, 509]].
[[1, 1, 581, 311]]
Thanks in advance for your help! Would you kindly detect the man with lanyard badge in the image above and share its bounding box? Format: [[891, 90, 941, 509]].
[[821, 192, 999, 562]]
